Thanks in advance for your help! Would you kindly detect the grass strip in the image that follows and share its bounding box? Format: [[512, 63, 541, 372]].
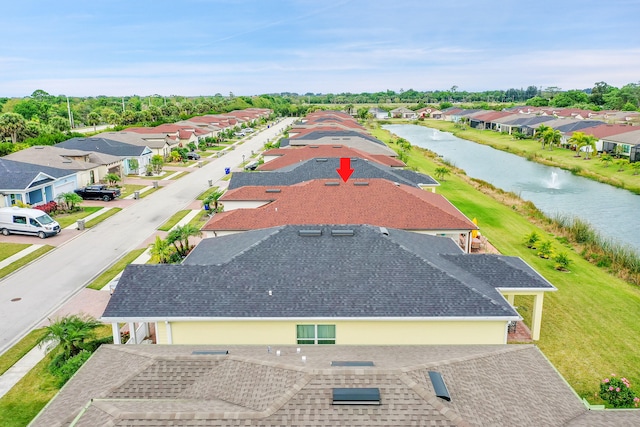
[[139, 187, 162, 198], [158, 210, 190, 231], [86, 247, 147, 290], [378, 124, 640, 404], [196, 186, 220, 200], [168, 171, 190, 180], [0, 244, 30, 262], [119, 184, 147, 198], [0, 328, 47, 376], [187, 210, 211, 230], [54, 207, 101, 228], [84, 208, 122, 228], [0, 246, 53, 280]]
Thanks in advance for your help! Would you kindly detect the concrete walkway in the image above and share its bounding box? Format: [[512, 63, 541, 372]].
[[0, 345, 47, 399], [0, 245, 44, 270]]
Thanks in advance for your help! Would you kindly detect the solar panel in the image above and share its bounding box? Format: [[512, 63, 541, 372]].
[[428, 371, 451, 401]]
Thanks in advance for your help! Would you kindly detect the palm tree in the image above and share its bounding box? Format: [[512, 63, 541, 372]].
[[149, 235, 172, 264], [542, 128, 562, 151], [203, 190, 225, 212], [179, 224, 202, 255], [87, 111, 101, 132], [534, 124, 550, 148], [38, 314, 102, 360], [434, 167, 451, 181], [600, 154, 613, 168], [0, 112, 27, 143], [104, 173, 121, 186]]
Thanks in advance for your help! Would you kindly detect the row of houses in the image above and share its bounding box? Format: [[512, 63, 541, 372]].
[[0, 109, 271, 208], [32, 112, 638, 426], [32, 110, 638, 426], [441, 106, 640, 161], [102, 110, 556, 346]]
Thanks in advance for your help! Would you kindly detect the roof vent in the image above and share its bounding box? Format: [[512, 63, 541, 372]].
[[309, 145, 319, 148], [428, 371, 451, 402], [331, 229, 354, 237], [35, 146, 44, 149], [191, 350, 229, 355], [331, 361, 375, 367], [315, 158, 328, 162], [265, 189, 281, 193], [332, 145, 342, 148], [379, 227, 389, 236], [354, 182, 368, 186], [299, 229, 322, 237], [332, 388, 380, 405], [325, 182, 340, 186]]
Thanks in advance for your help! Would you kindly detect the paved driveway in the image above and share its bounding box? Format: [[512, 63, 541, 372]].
[[0, 118, 296, 354]]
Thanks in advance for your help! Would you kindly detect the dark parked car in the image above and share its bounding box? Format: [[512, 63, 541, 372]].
[[74, 185, 121, 201], [187, 152, 201, 160]]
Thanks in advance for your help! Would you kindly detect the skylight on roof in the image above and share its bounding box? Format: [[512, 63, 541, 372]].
[[428, 371, 451, 401], [299, 229, 322, 237], [332, 388, 380, 405], [331, 229, 354, 237], [265, 189, 281, 193], [331, 361, 374, 367]]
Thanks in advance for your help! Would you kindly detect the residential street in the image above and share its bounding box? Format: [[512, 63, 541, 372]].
[[0, 118, 296, 354]]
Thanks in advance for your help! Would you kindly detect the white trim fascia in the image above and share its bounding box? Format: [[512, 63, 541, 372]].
[[497, 287, 558, 292], [101, 315, 520, 323]]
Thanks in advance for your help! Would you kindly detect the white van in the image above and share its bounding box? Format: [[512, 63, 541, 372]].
[[0, 207, 61, 239]]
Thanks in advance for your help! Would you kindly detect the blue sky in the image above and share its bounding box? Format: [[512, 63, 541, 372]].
[[1, 0, 639, 97]]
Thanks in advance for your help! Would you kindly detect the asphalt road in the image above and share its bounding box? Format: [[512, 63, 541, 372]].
[[0, 118, 296, 355]]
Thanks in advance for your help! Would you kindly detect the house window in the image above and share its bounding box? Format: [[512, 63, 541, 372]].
[[297, 324, 336, 345]]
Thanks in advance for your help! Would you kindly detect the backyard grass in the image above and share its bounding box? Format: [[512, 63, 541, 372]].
[[84, 208, 122, 228], [0, 246, 54, 280], [86, 247, 147, 290], [0, 244, 30, 262], [158, 210, 191, 231], [53, 207, 102, 228], [419, 119, 640, 194], [0, 328, 47, 376], [379, 125, 640, 404]]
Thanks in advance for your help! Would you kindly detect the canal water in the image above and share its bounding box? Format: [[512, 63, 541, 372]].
[[383, 124, 640, 252]]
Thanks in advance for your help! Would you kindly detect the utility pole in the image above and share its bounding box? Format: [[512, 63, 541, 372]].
[[66, 96, 74, 129], [122, 97, 125, 112]]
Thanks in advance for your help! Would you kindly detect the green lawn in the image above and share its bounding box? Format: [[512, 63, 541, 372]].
[[119, 184, 147, 198], [53, 207, 101, 228], [86, 247, 147, 290], [196, 186, 220, 200], [187, 210, 211, 230], [0, 244, 30, 262], [0, 329, 47, 376], [419, 119, 640, 194], [0, 246, 54, 280], [378, 125, 640, 404], [158, 210, 190, 231], [168, 171, 190, 180]]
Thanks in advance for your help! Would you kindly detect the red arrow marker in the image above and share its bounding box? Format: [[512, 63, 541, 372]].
[[336, 158, 354, 182]]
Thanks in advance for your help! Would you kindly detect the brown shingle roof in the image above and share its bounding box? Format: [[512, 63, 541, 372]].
[[33, 344, 633, 426], [203, 179, 475, 232]]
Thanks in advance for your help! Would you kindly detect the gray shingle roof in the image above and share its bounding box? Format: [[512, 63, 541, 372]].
[[33, 344, 632, 427], [0, 158, 74, 191], [56, 136, 147, 157], [102, 225, 554, 320], [228, 158, 437, 189]]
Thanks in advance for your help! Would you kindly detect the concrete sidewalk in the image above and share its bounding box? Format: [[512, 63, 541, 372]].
[[0, 245, 44, 270], [0, 345, 47, 399]]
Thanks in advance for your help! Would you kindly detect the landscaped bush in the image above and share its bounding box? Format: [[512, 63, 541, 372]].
[[49, 350, 92, 387], [599, 375, 639, 408], [33, 201, 58, 215]]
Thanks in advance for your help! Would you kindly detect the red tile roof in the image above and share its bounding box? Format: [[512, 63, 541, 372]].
[[259, 146, 405, 171], [203, 179, 477, 232]]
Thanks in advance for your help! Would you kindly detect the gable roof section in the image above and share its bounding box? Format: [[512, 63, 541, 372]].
[[566, 123, 639, 139], [205, 179, 473, 232], [4, 145, 120, 170], [228, 158, 437, 189], [553, 120, 604, 133], [32, 343, 616, 427], [100, 131, 167, 149], [56, 137, 147, 157], [259, 146, 405, 170], [0, 158, 73, 191], [601, 128, 640, 145], [102, 225, 555, 321]]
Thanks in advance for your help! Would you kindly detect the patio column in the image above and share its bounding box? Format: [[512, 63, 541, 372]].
[[112, 323, 121, 345], [129, 322, 137, 344], [531, 293, 545, 341], [506, 294, 515, 305], [165, 321, 173, 344]]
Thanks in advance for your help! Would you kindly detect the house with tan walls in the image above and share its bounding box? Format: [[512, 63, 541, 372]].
[[102, 225, 555, 347]]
